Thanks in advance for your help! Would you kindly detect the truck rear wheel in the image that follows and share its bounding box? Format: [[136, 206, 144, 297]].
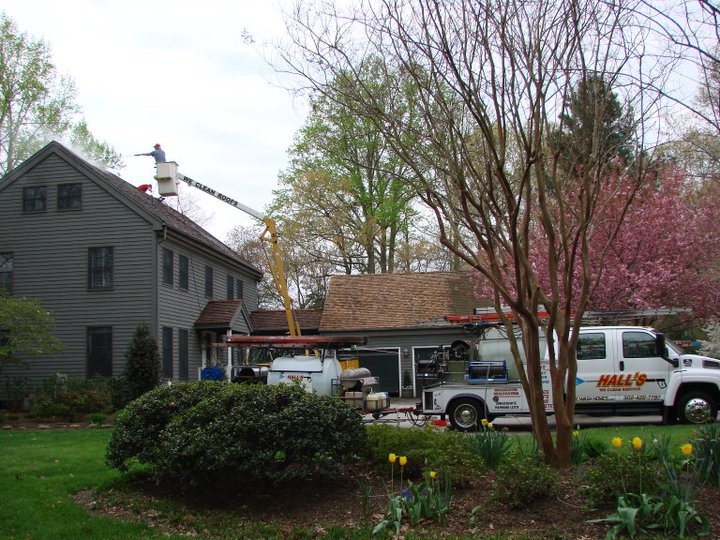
[[448, 398, 491, 432], [677, 391, 718, 424]]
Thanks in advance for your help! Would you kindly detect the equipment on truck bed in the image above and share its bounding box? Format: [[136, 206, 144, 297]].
[[223, 334, 391, 412]]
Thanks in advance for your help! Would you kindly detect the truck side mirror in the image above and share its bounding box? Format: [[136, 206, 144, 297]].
[[655, 333, 678, 367], [655, 333, 667, 359]]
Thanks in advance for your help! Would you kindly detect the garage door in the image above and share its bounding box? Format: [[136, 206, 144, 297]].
[[340, 348, 400, 396]]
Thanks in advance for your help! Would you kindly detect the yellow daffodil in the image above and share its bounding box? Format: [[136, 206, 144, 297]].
[[611, 437, 622, 449], [399, 456, 407, 467], [481, 418, 489, 427], [487, 422, 494, 430], [388, 453, 397, 464], [632, 437, 643, 450], [429, 471, 437, 479], [573, 431, 580, 438], [681, 443, 693, 457]]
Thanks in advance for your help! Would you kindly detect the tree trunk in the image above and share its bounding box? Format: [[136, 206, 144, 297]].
[[522, 317, 575, 469]]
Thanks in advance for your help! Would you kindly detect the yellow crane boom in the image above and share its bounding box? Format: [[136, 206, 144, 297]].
[[154, 162, 301, 336], [259, 217, 301, 336]]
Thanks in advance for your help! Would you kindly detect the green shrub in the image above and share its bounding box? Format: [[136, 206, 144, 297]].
[[107, 382, 367, 489], [431, 431, 486, 485], [366, 424, 484, 484], [491, 453, 557, 509], [584, 437, 608, 460], [27, 392, 73, 419], [2, 376, 32, 410], [24, 375, 125, 420], [581, 449, 665, 507], [104, 376, 130, 410], [123, 324, 161, 401], [27, 379, 114, 420], [106, 381, 226, 471], [89, 412, 107, 426], [366, 424, 432, 476], [71, 376, 130, 410]]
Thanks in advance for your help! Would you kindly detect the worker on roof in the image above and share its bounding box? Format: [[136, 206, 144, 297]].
[[135, 143, 166, 163]]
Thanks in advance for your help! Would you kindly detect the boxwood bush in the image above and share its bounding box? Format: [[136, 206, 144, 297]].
[[366, 424, 484, 485], [491, 452, 558, 509], [27, 376, 123, 420], [106, 381, 366, 488], [581, 449, 665, 507], [106, 381, 226, 470]]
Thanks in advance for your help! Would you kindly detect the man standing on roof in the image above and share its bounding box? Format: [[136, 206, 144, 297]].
[[135, 143, 166, 163]]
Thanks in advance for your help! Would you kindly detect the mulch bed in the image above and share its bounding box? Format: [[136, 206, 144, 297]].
[[73, 461, 720, 539], [1, 412, 114, 430]]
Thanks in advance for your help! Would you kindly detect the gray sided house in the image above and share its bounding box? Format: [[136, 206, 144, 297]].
[[0, 141, 262, 392], [320, 272, 488, 397]]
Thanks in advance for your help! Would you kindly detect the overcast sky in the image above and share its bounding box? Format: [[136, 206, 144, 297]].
[[3, 0, 305, 242]]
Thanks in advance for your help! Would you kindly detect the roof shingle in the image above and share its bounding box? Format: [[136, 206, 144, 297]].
[[319, 272, 487, 331], [196, 300, 245, 326], [88, 159, 259, 273], [251, 309, 323, 333]]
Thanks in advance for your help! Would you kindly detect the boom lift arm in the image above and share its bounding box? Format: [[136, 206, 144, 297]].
[[154, 162, 301, 336], [254, 217, 301, 337]]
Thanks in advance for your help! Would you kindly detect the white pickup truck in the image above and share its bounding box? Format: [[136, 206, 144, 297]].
[[420, 326, 720, 430]]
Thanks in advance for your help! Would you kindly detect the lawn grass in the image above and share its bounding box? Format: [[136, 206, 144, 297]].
[[493, 422, 701, 458], [0, 428, 161, 539], [0, 423, 705, 539]]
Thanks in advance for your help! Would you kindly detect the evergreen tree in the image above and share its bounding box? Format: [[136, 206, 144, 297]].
[[123, 324, 160, 401], [550, 75, 635, 177]]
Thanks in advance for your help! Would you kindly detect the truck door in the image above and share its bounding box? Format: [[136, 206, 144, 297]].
[[574, 331, 615, 404], [615, 329, 672, 403]]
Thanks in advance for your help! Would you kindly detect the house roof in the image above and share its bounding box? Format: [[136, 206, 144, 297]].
[[319, 271, 488, 331], [195, 300, 250, 330], [0, 141, 261, 277], [250, 309, 323, 333]]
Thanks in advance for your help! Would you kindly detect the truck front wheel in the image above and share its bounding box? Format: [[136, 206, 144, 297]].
[[677, 391, 718, 424], [448, 398, 491, 432]]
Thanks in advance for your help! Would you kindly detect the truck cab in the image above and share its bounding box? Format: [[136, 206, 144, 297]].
[[570, 326, 720, 423], [573, 327, 673, 415]]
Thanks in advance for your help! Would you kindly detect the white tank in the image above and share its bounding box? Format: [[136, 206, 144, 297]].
[[476, 330, 547, 381], [266, 354, 342, 396]]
